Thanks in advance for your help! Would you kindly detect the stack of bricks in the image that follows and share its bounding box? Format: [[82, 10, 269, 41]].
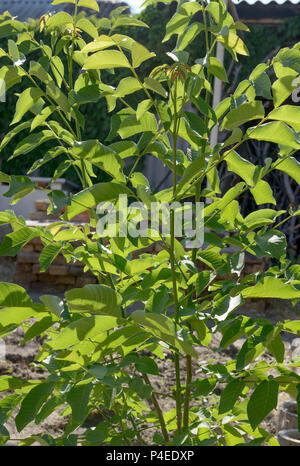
[[13, 199, 96, 293]]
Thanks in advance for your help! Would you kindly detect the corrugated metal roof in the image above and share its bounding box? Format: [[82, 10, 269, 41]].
[[233, 0, 300, 4], [233, 0, 300, 23]]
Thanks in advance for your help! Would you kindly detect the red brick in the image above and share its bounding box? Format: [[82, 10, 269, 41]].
[[35, 199, 50, 212], [48, 265, 68, 275], [17, 251, 40, 264]]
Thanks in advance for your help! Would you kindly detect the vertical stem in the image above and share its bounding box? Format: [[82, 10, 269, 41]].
[[142, 374, 170, 444], [183, 354, 192, 430], [169, 79, 182, 436]]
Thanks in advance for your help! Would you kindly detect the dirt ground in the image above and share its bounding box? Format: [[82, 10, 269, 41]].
[[0, 258, 300, 446]]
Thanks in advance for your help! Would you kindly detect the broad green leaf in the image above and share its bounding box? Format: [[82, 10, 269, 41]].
[[273, 47, 300, 74], [78, 0, 99, 10], [0, 121, 32, 151], [247, 121, 300, 149], [67, 382, 93, 430], [39, 243, 63, 272], [144, 77, 167, 98], [81, 35, 117, 53], [29, 60, 51, 84], [0, 376, 38, 393], [216, 32, 249, 56], [15, 383, 54, 432], [0, 65, 24, 92], [11, 130, 54, 158], [76, 18, 98, 39], [11, 88, 44, 125], [83, 50, 131, 70], [135, 356, 159, 375], [31, 106, 54, 131], [272, 75, 297, 108], [176, 22, 203, 51], [131, 42, 155, 68], [22, 315, 57, 343], [115, 77, 143, 97], [113, 16, 149, 29], [224, 150, 255, 186], [131, 310, 197, 357], [0, 227, 40, 256], [221, 101, 264, 131], [118, 112, 158, 138], [63, 183, 132, 220], [247, 380, 278, 430], [50, 56, 65, 88], [46, 12, 74, 30], [267, 105, 300, 131], [219, 379, 245, 414], [136, 99, 152, 121], [48, 315, 122, 350], [242, 277, 300, 299], [243, 209, 284, 231], [273, 156, 300, 184], [40, 295, 64, 318], [250, 180, 276, 206], [213, 294, 243, 322], [70, 140, 125, 181], [208, 56, 228, 82], [108, 141, 138, 158], [3, 175, 35, 204], [65, 284, 122, 316], [253, 230, 287, 260]]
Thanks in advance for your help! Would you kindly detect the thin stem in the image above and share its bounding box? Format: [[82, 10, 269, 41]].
[[142, 374, 170, 444], [183, 354, 192, 430]]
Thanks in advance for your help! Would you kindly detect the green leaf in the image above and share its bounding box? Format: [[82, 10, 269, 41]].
[[273, 47, 300, 74], [135, 356, 159, 375], [76, 18, 98, 39], [48, 315, 122, 350], [11, 130, 54, 158], [219, 379, 245, 414], [216, 32, 249, 56], [65, 284, 122, 317], [22, 315, 57, 343], [131, 311, 197, 357], [39, 243, 63, 272], [11, 88, 44, 125], [118, 112, 158, 138], [129, 377, 152, 399], [0, 227, 40, 256], [46, 12, 74, 30], [247, 380, 278, 430], [78, 0, 99, 10], [136, 99, 152, 121], [83, 50, 131, 70], [243, 208, 283, 231], [115, 77, 142, 98], [86, 364, 107, 380], [113, 14, 148, 28], [273, 156, 300, 184], [247, 121, 300, 149], [272, 75, 297, 108], [15, 383, 54, 432], [0, 121, 32, 152], [3, 175, 35, 204], [67, 382, 93, 430], [224, 150, 255, 186], [208, 56, 228, 82], [268, 105, 300, 131], [131, 42, 155, 68], [31, 106, 54, 131], [63, 183, 132, 220], [70, 140, 125, 182], [250, 180, 276, 206], [242, 277, 300, 300], [221, 101, 264, 131], [144, 77, 167, 98], [50, 56, 65, 88], [253, 230, 287, 260], [213, 294, 243, 322], [176, 22, 203, 51]]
